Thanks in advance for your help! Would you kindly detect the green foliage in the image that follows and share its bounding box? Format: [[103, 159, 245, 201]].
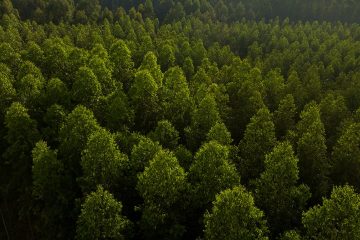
[[139, 51, 164, 87], [204, 186, 269, 240], [76, 186, 130, 240], [3, 2, 360, 239], [32, 141, 63, 200], [161, 67, 192, 129], [186, 94, 220, 151], [80, 128, 128, 193], [239, 107, 276, 183], [149, 120, 179, 149], [130, 136, 162, 174], [137, 149, 188, 239], [206, 122, 232, 145], [254, 142, 311, 236], [110, 40, 134, 89], [59, 105, 100, 176], [302, 185, 360, 240], [331, 123, 360, 190], [189, 141, 240, 207], [296, 103, 329, 202], [71, 67, 102, 106], [130, 69, 159, 131], [274, 94, 296, 139], [0, 66, 16, 113]]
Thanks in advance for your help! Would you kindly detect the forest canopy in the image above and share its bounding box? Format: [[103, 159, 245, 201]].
[[1, 0, 360, 239]]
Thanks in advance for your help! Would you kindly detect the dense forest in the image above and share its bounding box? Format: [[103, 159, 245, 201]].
[[1, 0, 360, 239]]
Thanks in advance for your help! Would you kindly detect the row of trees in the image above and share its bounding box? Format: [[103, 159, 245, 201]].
[[1, 1, 360, 239], [3, 0, 360, 24]]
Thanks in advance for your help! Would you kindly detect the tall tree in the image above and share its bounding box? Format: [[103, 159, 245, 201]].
[[296, 103, 329, 202], [110, 40, 134, 90], [204, 186, 269, 240], [273, 94, 296, 139], [76, 186, 130, 240], [160, 67, 192, 130], [331, 122, 360, 190], [80, 128, 128, 194], [238, 107, 276, 184], [189, 141, 240, 208], [71, 67, 102, 107], [254, 142, 311, 236], [129, 69, 159, 132], [137, 150, 188, 239], [302, 185, 360, 240]]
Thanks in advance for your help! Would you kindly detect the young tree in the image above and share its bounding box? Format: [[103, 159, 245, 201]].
[[137, 150, 188, 239], [148, 120, 179, 150], [186, 94, 220, 151], [110, 40, 134, 90], [59, 105, 100, 177], [296, 103, 329, 202], [319, 93, 350, 148], [44, 78, 70, 108], [32, 140, 68, 239], [71, 67, 102, 106], [80, 128, 128, 193], [238, 107, 276, 184], [160, 67, 192, 130], [189, 141, 240, 208], [206, 122, 233, 146], [273, 94, 296, 139], [138, 51, 164, 87], [76, 186, 130, 240], [254, 142, 311, 236], [302, 185, 360, 240], [0, 67, 16, 114], [204, 186, 269, 240], [331, 123, 360, 190], [129, 69, 159, 132]]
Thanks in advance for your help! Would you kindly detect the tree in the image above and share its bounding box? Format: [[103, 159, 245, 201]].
[[46, 0, 74, 23], [80, 128, 128, 193], [32, 140, 68, 239], [130, 69, 159, 132], [186, 94, 220, 151], [148, 120, 179, 150], [42, 104, 67, 146], [0, 66, 16, 114], [104, 88, 134, 131], [2, 102, 40, 232], [158, 43, 175, 71], [319, 92, 350, 148], [238, 107, 276, 184], [75, 0, 101, 22], [110, 40, 134, 90], [189, 141, 240, 208], [204, 186, 269, 240], [76, 186, 130, 240], [254, 142, 311, 236], [264, 69, 286, 111], [17, 74, 44, 107], [59, 105, 100, 177], [137, 150, 188, 239], [88, 55, 116, 95], [138, 51, 164, 87], [130, 136, 162, 175], [302, 185, 360, 240], [161, 67, 193, 130], [331, 123, 360, 190], [71, 67, 102, 106], [206, 122, 232, 145], [273, 94, 297, 139], [296, 103, 329, 202]]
